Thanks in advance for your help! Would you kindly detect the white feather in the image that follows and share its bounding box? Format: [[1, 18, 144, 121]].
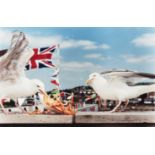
[[0, 32, 45, 102], [88, 72, 155, 101]]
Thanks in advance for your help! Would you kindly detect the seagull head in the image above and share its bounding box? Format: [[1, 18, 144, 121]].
[[86, 72, 101, 85], [31, 79, 46, 94]]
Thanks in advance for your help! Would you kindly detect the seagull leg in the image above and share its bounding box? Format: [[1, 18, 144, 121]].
[[103, 100, 107, 111], [111, 100, 122, 113], [122, 99, 129, 111], [97, 97, 102, 111], [0, 99, 8, 114], [14, 100, 26, 113]]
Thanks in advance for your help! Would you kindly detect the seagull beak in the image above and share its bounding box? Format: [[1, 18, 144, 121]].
[[86, 78, 94, 85], [38, 89, 46, 95]]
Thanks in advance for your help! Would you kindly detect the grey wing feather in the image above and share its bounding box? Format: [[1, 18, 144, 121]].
[[101, 70, 155, 78], [100, 70, 155, 85], [0, 32, 33, 81]]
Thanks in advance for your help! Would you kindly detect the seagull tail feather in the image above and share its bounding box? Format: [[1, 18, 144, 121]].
[[136, 84, 155, 95]]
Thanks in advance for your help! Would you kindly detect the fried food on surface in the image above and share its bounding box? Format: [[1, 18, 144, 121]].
[[35, 89, 77, 115]]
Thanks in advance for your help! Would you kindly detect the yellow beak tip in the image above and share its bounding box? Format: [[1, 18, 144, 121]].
[[86, 80, 90, 85]]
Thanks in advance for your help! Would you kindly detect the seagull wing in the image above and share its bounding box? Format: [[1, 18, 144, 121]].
[[100, 70, 155, 85], [0, 32, 33, 81], [17, 47, 34, 76]]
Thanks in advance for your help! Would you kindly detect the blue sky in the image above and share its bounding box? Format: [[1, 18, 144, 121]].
[[0, 27, 155, 90]]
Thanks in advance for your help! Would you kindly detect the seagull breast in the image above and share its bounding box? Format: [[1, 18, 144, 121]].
[[0, 78, 37, 98], [91, 77, 128, 100]]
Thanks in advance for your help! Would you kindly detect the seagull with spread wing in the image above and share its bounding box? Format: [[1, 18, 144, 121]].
[[0, 32, 45, 113], [86, 70, 155, 112]]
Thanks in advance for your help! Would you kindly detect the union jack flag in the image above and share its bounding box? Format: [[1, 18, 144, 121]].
[[0, 45, 58, 70], [26, 45, 58, 70]]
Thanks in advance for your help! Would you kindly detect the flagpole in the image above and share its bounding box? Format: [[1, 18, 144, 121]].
[[56, 44, 63, 100], [56, 44, 61, 91], [50, 44, 62, 100]]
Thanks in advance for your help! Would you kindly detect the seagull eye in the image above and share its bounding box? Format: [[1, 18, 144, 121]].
[[37, 85, 40, 88]]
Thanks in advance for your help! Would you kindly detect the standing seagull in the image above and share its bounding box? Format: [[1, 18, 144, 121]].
[[0, 32, 45, 113], [86, 70, 155, 112]]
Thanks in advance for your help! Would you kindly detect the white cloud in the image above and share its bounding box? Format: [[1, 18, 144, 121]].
[[132, 33, 155, 47], [0, 29, 12, 48], [0, 28, 110, 50], [121, 54, 155, 63], [84, 53, 105, 60], [27, 34, 62, 47], [61, 39, 97, 49], [61, 39, 110, 50], [99, 43, 110, 49], [61, 61, 103, 72]]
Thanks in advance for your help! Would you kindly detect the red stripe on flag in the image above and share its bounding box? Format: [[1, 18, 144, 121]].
[[51, 80, 59, 86], [41, 45, 56, 54]]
